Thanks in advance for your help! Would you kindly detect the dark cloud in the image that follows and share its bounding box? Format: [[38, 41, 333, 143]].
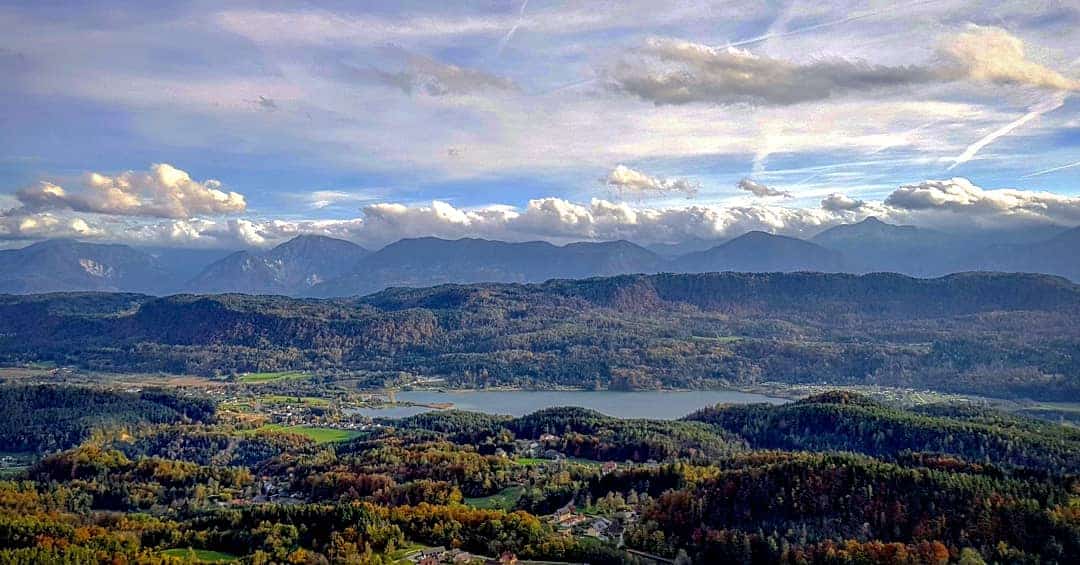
[[821, 193, 866, 212], [611, 28, 1079, 106], [737, 178, 791, 198], [611, 38, 937, 106]]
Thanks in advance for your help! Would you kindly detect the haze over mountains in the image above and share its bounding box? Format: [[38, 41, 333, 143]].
[[1, 217, 1077, 296]]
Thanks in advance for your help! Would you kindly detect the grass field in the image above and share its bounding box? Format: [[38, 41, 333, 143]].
[[464, 486, 524, 510], [259, 394, 330, 406], [160, 548, 238, 562], [565, 457, 604, 468], [238, 371, 310, 383], [259, 424, 362, 443], [383, 543, 431, 565], [514, 457, 548, 466]]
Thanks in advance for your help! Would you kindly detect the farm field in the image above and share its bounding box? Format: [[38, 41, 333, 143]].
[[237, 371, 311, 384], [258, 424, 363, 443], [464, 486, 524, 510]]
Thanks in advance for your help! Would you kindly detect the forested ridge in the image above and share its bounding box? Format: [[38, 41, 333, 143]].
[[684, 391, 1080, 472], [2, 272, 1079, 400]]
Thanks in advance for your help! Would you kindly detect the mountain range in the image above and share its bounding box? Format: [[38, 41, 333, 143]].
[[1, 217, 1077, 296]]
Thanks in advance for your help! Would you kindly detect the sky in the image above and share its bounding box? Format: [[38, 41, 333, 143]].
[[0, 0, 1078, 249]]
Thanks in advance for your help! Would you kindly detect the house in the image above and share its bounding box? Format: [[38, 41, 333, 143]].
[[485, 551, 518, 564], [601, 461, 617, 475], [539, 433, 559, 442], [542, 449, 563, 460]]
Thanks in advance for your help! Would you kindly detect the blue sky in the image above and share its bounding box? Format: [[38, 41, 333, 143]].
[[0, 0, 1078, 248]]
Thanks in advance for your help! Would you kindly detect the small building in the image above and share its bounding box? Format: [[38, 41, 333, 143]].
[[409, 547, 446, 564], [485, 552, 518, 564]]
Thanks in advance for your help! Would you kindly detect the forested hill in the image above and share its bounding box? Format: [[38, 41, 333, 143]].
[[1, 271, 1079, 400]]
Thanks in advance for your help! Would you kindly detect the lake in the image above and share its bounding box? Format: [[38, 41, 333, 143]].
[[350, 389, 788, 420]]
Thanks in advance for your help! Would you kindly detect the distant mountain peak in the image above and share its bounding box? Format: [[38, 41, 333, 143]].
[[671, 230, 844, 274], [186, 235, 368, 294], [0, 239, 171, 294]]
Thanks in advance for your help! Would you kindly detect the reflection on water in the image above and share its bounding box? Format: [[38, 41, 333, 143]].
[[349, 389, 787, 420]]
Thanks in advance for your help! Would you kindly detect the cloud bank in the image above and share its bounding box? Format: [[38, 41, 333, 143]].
[[5, 173, 1077, 250], [886, 178, 1080, 224]]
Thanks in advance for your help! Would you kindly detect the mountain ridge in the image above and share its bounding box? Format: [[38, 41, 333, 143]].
[[2, 219, 1078, 295], [187, 234, 369, 294]]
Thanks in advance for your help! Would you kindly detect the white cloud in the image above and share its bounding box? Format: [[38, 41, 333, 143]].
[[0, 211, 104, 240], [940, 25, 1080, 91], [736, 178, 790, 198], [305, 190, 385, 210], [12, 164, 246, 219], [885, 177, 1080, 225], [601, 165, 699, 197]]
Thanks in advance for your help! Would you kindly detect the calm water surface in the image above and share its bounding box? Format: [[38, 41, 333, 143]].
[[352, 389, 787, 420]]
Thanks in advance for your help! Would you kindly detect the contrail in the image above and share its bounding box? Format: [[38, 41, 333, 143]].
[[947, 92, 1068, 171], [727, 0, 942, 48], [1022, 158, 1080, 178], [497, 0, 529, 56], [533, 76, 597, 96], [789, 120, 941, 188]]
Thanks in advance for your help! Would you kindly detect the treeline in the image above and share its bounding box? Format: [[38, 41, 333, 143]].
[[0, 386, 215, 453], [623, 452, 1078, 563], [684, 391, 1080, 473], [1, 272, 1079, 399]]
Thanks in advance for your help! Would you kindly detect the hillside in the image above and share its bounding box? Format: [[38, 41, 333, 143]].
[[972, 226, 1080, 282], [0, 240, 174, 293], [1, 271, 1077, 400]]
